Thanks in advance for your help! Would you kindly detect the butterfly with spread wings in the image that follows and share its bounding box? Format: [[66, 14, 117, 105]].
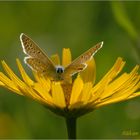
[[20, 33, 103, 81]]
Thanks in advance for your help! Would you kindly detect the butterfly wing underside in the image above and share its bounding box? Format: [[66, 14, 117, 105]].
[[62, 42, 103, 79], [20, 33, 56, 77]]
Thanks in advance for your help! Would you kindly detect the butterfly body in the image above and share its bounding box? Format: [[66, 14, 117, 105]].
[[20, 33, 103, 81], [53, 65, 64, 81]]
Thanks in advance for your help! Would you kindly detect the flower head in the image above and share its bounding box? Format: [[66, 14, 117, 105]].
[[0, 48, 140, 118]]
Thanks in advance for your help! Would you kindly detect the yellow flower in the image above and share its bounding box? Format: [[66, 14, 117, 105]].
[[0, 48, 140, 118]]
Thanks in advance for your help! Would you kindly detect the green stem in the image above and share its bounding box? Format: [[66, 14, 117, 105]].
[[65, 117, 77, 139]]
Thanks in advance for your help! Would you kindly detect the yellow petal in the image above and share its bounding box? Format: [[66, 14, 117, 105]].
[[80, 58, 96, 84], [90, 57, 125, 98], [95, 77, 140, 108], [0, 81, 4, 86], [16, 59, 34, 85], [70, 76, 83, 105], [62, 48, 72, 83], [79, 82, 93, 103], [98, 57, 125, 84], [1, 61, 25, 88], [100, 73, 129, 99], [1, 61, 45, 99], [62, 48, 71, 67], [95, 87, 139, 109], [33, 72, 51, 92], [127, 91, 140, 99], [90, 79, 109, 104], [33, 83, 53, 103], [100, 65, 139, 100], [0, 72, 22, 95], [52, 82, 66, 108], [51, 54, 60, 65], [22, 86, 54, 107]]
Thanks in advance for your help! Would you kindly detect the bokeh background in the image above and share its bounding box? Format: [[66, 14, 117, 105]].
[[0, 1, 140, 139]]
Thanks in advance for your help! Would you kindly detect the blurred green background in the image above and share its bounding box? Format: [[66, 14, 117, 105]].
[[0, 1, 140, 139]]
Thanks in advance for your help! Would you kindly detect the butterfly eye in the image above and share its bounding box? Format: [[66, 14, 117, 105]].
[[56, 66, 64, 74]]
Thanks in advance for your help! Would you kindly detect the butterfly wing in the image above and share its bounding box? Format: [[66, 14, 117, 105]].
[[20, 33, 56, 76], [25, 57, 56, 78], [62, 42, 103, 78]]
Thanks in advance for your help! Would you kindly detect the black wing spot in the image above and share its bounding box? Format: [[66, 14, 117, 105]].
[[42, 70, 46, 72], [77, 67, 83, 70]]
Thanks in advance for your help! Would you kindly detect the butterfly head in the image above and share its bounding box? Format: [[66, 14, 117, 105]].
[[56, 66, 64, 74]]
